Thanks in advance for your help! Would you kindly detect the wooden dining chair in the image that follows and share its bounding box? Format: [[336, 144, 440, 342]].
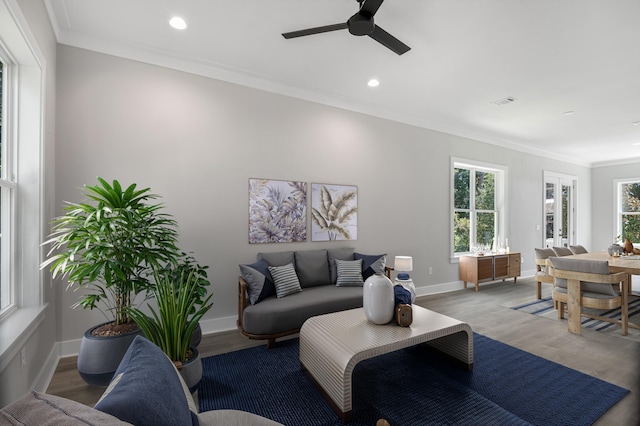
[[534, 248, 555, 300], [548, 257, 628, 335], [569, 245, 588, 254], [552, 246, 573, 256]]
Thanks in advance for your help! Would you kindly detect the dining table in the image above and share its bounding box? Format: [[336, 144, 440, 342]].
[[553, 251, 640, 335]]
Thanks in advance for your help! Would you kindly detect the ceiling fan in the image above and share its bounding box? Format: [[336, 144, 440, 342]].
[[282, 0, 411, 55]]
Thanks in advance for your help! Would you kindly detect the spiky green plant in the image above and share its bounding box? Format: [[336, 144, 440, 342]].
[[311, 185, 357, 240], [41, 177, 180, 325], [126, 270, 213, 364]]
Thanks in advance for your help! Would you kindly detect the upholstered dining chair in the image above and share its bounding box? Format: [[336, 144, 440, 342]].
[[552, 246, 574, 256], [548, 257, 628, 335], [534, 248, 556, 300], [569, 245, 588, 254]]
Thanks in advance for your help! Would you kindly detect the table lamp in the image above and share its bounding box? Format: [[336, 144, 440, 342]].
[[394, 255, 415, 303]]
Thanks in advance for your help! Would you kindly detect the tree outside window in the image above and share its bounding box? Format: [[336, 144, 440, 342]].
[[620, 181, 640, 243], [454, 165, 497, 253]]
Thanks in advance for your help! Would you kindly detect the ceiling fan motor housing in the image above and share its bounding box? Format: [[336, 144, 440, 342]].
[[348, 13, 375, 36]]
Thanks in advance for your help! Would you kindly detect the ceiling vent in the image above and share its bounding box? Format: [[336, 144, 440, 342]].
[[492, 97, 517, 106]]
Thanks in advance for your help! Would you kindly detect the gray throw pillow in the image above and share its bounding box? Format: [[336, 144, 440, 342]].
[[239, 259, 275, 304], [268, 263, 302, 298], [335, 259, 364, 287], [294, 249, 329, 288], [258, 251, 295, 267]]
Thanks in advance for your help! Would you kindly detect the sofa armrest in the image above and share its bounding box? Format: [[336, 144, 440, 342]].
[[199, 409, 283, 425], [1, 391, 130, 425], [237, 277, 249, 329], [384, 266, 392, 279]]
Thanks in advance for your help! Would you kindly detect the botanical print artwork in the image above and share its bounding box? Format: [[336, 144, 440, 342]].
[[249, 178, 307, 244], [311, 183, 357, 241]]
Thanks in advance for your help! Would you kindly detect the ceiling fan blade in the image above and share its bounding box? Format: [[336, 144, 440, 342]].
[[282, 23, 348, 39], [359, 0, 385, 17], [368, 25, 410, 55]]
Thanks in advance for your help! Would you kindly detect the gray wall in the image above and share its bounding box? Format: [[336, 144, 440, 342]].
[[592, 163, 640, 251], [54, 45, 593, 345]]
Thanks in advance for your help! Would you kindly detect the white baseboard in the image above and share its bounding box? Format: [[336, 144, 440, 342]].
[[33, 345, 61, 393]]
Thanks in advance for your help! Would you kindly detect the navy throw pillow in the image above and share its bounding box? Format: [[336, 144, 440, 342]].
[[94, 336, 199, 426], [355, 252, 387, 280]]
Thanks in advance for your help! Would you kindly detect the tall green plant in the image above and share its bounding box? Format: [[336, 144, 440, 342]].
[[41, 177, 180, 325], [127, 270, 213, 364]]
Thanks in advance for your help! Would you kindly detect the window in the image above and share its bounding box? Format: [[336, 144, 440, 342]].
[[451, 159, 507, 257], [0, 0, 46, 367], [616, 179, 640, 244], [0, 52, 11, 315]]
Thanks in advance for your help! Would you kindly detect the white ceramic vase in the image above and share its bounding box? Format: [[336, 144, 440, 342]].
[[363, 272, 394, 324]]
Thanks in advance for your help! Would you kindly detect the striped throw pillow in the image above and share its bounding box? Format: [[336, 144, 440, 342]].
[[335, 259, 364, 287], [268, 263, 302, 298]]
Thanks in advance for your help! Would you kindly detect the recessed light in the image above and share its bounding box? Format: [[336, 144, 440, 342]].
[[367, 79, 380, 87], [633, 142, 640, 146], [563, 110, 575, 116], [169, 16, 187, 30], [632, 121, 640, 126]]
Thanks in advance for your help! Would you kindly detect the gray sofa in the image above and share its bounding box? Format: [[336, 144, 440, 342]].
[[237, 248, 388, 348], [0, 336, 281, 426]]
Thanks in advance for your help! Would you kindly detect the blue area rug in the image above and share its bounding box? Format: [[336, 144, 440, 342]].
[[198, 333, 628, 425]]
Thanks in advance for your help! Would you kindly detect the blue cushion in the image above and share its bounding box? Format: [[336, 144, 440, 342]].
[[94, 336, 198, 426], [355, 252, 387, 280], [239, 259, 275, 304], [394, 285, 412, 306]]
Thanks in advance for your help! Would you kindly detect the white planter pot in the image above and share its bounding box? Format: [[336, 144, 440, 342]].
[[363, 273, 394, 324]]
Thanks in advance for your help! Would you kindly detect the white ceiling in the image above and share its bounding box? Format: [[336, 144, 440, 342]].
[[44, 0, 640, 167]]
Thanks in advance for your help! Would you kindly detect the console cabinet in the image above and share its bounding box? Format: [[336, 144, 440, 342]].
[[459, 253, 521, 292]]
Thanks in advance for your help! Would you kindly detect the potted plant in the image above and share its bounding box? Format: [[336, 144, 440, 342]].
[[126, 266, 213, 392], [154, 252, 210, 347], [41, 177, 181, 385]]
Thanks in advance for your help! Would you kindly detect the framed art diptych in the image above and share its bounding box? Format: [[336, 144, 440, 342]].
[[248, 178, 307, 244], [311, 183, 358, 241]]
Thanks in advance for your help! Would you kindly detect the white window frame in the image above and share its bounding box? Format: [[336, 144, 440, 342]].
[[614, 177, 640, 244], [450, 158, 507, 261], [0, 51, 16, 317], [0, 0, 46, 374]]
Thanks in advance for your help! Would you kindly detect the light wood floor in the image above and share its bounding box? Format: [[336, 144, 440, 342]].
[[47, 277, 640, 425]]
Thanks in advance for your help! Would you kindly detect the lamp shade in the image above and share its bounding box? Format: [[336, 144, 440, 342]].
[[394, 256, 413, 272]]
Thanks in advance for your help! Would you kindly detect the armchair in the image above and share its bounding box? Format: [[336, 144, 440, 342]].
[[549, 257, 628, 335]]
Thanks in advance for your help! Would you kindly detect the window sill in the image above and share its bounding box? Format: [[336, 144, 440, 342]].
[[0, 304, 47, 373]]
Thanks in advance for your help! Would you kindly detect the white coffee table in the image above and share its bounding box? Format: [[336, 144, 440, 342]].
[[299, 305, 473, 423]]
